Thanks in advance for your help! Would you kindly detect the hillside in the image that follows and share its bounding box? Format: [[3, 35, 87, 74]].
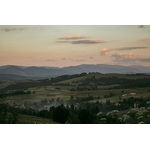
[[1, 72, 150, 124], [56, 72, 150, 85], [0, 74, 30, 80]]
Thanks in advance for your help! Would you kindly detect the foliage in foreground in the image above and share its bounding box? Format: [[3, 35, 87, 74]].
[[97, 102, 150, 124], [1, 98, 150, 124], [0, 101, 19, 124]]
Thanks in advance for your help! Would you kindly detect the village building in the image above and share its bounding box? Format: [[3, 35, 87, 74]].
[[130, 93, 136, 96], [114, 103, 121, 106], [134, 102, 139, 108], [122, 94, 127, 97]]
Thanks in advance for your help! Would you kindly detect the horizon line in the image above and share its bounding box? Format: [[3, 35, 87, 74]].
[[0, 63, 149, 68]]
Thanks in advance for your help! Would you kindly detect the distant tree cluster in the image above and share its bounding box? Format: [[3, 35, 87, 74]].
[[0, 101, 19, 124], [75, 95, 100, 103], [0, 90, 31, 98], [104, 92, 115, 98], [70, 86, 98, 91], [77, 76, 150, 89]]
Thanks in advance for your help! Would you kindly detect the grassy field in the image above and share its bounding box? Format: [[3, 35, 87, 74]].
[[3, 84, 150, 106], [1, 73, 150, 106], [0, 80, 15, 89], [17, 114, 58, 124]]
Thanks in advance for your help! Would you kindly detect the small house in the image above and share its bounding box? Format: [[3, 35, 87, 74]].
[[134, 102, 139, 108], [114, 103, 120, 106], [130, 93, 136, 96]]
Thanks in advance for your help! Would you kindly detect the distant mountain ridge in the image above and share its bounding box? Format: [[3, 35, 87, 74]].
[[0, 65, 71, 78], [0, 64, 150, 80], [63, 64, 150, 74]]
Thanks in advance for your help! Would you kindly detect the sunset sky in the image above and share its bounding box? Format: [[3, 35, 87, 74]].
[[0, 25, 150, 67]]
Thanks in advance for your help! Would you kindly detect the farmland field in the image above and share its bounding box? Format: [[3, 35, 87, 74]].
[[1, 73, 150, 105]]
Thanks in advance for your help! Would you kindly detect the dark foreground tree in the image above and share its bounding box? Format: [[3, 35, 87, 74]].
[[0, 102, 7, 123], [0, 101, 19, 124], [78, 109, 94, 124], [53, 105, 69, 123]]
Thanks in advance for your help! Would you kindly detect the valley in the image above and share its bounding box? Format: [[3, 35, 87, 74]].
[[1, 72, 150, 124]]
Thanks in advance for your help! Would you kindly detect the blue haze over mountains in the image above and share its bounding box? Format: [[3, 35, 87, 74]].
[[0, 64, 150, 80]]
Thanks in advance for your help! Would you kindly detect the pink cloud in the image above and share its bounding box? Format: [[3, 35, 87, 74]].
[[115, 46, 148, 50], [57, 39, 105, 44], [72, 39, 104, 44], [111, 52, 150, 64], [59, 35, 85, 40], [141, 38, 150, 41], [101, 48, 112, 52], [100, 48, 112, 55], [100, 46, 147, 56], [113, 52, 134, 60]]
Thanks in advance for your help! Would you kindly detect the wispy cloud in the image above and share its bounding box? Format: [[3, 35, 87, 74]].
[[100, 46, 148, 55], [62, 58, 67, 60], [58, 34, 105, 45], [100, 48, 112, 55], [139, 58, 150, 62], [57, 39, 105, 44], [115, 46, 148, 51], [140, 38, 150, 41], [112, 52, 138, 64], [138, 25, 146, 29], [46, 59, 57, 62], [72, 39, 104, 44], [112, 52, 150, 64], [56, 41, 70, 43], [112, 52, 134, 60], [71, 59, 85, 62], [59, 35, 85, 40], [101, 48, 112, 52], [0, 26, 45, 32], [1, 27, 27, 32], [61, 58, 85, 62]]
